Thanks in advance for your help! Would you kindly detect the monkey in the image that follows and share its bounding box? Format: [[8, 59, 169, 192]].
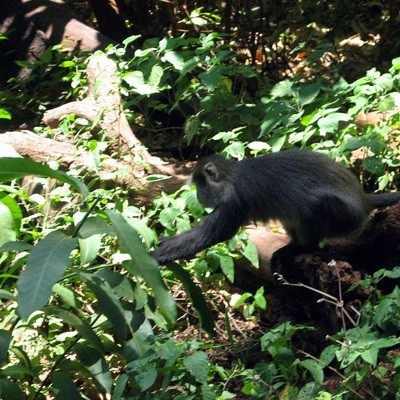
[[152, 149, 400, 265]]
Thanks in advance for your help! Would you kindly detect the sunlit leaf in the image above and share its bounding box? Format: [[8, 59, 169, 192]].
[[18, 231, 78, 319]]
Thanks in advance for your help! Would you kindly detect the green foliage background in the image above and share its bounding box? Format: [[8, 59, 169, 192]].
[[0, 3, 399, 399]]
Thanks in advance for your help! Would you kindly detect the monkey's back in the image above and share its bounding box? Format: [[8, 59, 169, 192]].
[[236, 149, 369, 231]]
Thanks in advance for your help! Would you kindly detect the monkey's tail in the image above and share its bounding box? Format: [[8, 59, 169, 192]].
[[367, 192, 400, 208]]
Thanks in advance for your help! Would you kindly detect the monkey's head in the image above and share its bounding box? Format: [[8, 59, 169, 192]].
[[192, 155, 236, 208]]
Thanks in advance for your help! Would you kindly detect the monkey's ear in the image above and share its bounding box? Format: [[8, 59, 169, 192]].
[[203, 162, 219, 181]]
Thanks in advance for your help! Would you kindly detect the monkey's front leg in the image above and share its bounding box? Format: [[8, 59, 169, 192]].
[[152, 208, 242, 264]]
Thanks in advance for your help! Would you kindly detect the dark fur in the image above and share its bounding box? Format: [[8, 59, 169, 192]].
[[153, 149, 400, 264]]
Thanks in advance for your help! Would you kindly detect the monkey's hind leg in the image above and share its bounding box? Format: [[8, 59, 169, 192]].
[[307, 189, 367, 242]]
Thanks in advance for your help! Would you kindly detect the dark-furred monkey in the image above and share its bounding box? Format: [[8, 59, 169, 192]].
[[153, 149, 400, 264]]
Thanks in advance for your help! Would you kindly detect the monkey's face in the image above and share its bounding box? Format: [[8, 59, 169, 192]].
[[192, 156, 234, 209]]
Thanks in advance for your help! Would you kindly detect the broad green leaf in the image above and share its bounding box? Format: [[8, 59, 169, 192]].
[[113, 375, 129, 400], [148, 64, 164, 88], [105, 211, 177, 326], [363, 157, 384, 174], [78, 216, 114, 239], [0, 330, 12, 364], [185, 190, 204, 219], [166, 263, 214, 335], [298, 82, 321, 106], [17, 231, 78, 319], [317, 113, 351, 133], [159, 208, 182, 230], [75, 344, 112, 392], [184, 114, 201, 144], [183, 351, 209, 383], [163, 51, 185, 70], [122, 316, 154, 362], [201, 384, 217, 400], [299, 359, 324, 384], [254, 287, 267, 310], [270, 80, 293, 98], [52, 371, 82, 400], [233, 292, 252, 308], [123, 71, 159, 95], [340, 136, 363, 151], [0, 379, 24, 400], [269, 135, 287, 152], [132, 369, 157, 391], [199, 65, 222, 91], [0, 289, 17, 301], [0, 200, 16, 247], [79, 272, 128, 342], [128, 218, 155, 248], [219, 255, 234, 282], [0, 108, 11, 120], [0, 193, 22, 238], [241, 239, 259, 268], [359, 346, 378, 367], [96, 270, 135, 301], [0, 241, 32, 253], [79, 235, 101, 264], [52, 283, 81, 310], [298, 382, 322, 399], [0, 157, 88, 197], [44, 305, 104, 353]]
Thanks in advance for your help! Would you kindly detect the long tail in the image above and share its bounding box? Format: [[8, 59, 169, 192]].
[[367, 192, 400, 208]]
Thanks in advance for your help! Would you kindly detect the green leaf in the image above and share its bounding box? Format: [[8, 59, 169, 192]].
[[363, 157, 384, 174], [184, 114, 201, 144], [52, 371, 82, 400], [17, 231, 78, 319], [79, 235, 101, 264], [183, 351, 209, 383], [0, 241, 32, 253], [340, 136, 363, 151], [0, 193, 22, 238], [359, 345, 378, 367], [199, 65, 222, 91], [233, 292, 252, 308], [163, 51, 185, 70], [0, 200, 16, 247], [123, 71, 159, 95], [148, 64, 164, 88], [78, 216, 114, 239], [317, 113, 351, 133], [0, 379, 24, 400], [0, 109, 12, 120], [113, 374, 129, 400], [299, 359, 324, 384], [106, 211, 177, 326], [0, 330, 12, 365], [241, 239, 259, 268], [166, 263, 214, 335], [219, 255, 234, 283], [254, 287, 267, 310], [271, 80, 293, 98], [185, 190, 204, 219], [128, 218, 155, 248], [0, 157, 88, 198], [159, 208, 182, 230], [298, 82, 321, 107], [269, 135, 287, 152], [80, 272, 128, 342], [298, 382, 322, 399], [95, 270, 135, 301], [44, 305, 104, 352], [75, 344, 112, 392], [52, 283, 81, 310]]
